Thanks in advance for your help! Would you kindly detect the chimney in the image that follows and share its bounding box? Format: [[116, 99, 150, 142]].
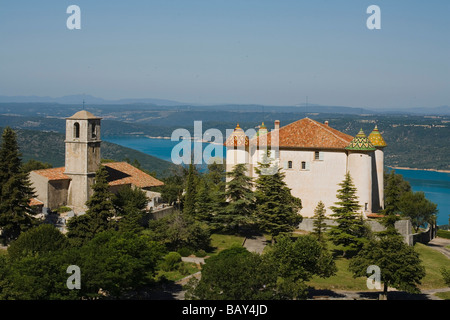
[[324, 121, 329, 126], [274, 120, 280, 130]]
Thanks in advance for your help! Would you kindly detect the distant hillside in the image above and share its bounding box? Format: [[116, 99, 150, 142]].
[[4, 128, 180, 178]]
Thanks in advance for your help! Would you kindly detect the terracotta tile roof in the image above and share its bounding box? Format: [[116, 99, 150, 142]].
[[32, 163, 164, 188], [252, 118, 354, 150], [29, 198, 44, 206], [103, 162, 164, 188], [32, 167, 70, 181], [67, 110, 101, 120]]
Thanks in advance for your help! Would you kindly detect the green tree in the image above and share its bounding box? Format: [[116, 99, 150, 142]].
[[183, 163, 199, 217], [267, 235, 337, 299], [160, 171, 185, 209], [75, 231, 164, 299], [398, 191, 438, 232], [0, 127, 37, 245], [328, 173, 368, 257], [186, 246, 278, 300], [147, 211, 211, 252], [214, 163, 256, 232], [7, 224, 69, 261], [312, 201, 328, 244], [22, 159, 53, 173], [255, 155, 302, 243], [349, 232, 426, 300], [66, 165, 115, 246], [113, 185, 148, 233]]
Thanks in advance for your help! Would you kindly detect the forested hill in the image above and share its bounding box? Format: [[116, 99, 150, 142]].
[[3, 128, 180, 178]]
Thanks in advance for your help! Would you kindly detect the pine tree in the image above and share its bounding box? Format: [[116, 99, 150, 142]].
[[312, 201, 327, 244], [0, 127, 37, 245], [255, 154, 302, 243], [328, 172, 367, 257], [213, 163, 255, 232], [67, 165, 115, 245]]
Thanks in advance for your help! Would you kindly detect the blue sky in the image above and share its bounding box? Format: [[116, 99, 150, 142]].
[[0, 0, 449, 108]]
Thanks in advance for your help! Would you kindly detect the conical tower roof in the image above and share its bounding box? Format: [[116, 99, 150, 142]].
[[345, 129, 376, 151], [368, 125, 387, 148]]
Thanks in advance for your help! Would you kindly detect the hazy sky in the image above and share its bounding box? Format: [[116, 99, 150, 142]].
[[0, 0, 449, 108]]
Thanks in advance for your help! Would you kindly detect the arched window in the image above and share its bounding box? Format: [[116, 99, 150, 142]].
[[91, 123, 96, 139], [74, 122, 80, 139], [288, 161, 293, 169]]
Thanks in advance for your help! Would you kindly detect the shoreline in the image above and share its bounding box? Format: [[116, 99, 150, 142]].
[[388, 166, 450, 174]]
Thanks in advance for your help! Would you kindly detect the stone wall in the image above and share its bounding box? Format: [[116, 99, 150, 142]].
[[297, 218, 414, 245]]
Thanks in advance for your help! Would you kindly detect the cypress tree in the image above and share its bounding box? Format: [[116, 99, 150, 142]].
[[312, 201, 327, 244], [183, 162, 198, 217], [328, 172, 368, 257], [0, 127, 37, 245]]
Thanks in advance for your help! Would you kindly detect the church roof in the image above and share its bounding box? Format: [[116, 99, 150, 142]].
[[32, 167, 70, 180], [103, 162, 164, 188], [32, 162, 164, 188], [251, 118, 354, 150], [345, 129, 376, 151], [368, 125, 387, 147], [67, 110, 101, 120]]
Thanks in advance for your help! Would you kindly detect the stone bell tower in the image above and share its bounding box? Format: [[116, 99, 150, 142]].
[[64, 110, 102, 212]]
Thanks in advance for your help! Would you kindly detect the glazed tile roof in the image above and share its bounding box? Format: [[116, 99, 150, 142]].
[[225, 123, 250, 147], [103, 162, 164, 188], [368, 125, 387, 147], [345, 129, 376, 151], [251, 118, 354, 150], [32, 162, 164, 188]]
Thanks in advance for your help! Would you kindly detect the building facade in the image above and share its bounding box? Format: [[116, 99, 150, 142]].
[[225, 118, 387, 218]]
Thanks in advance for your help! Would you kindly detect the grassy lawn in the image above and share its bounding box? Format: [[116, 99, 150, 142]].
[[156, 262, 200, 282], [305, 241, 449, 291], [207, 233, 245, 256], [435, 291, 450, 300], [414, 243, 449, 290]]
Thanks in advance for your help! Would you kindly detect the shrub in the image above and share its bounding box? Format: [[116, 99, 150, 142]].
[[441, 267, 450, 287], [195, 249, 207, 258], [56, 206, 72, 213], [177, 247, 192, 257], [161, 252, 182, 271], [437, 229, 450, 239]]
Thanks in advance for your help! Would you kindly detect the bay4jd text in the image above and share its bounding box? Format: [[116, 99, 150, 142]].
[[182, 304, 268, 317]]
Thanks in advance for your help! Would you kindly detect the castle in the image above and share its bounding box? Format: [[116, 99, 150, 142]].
[[225, 118, 387, 218], [29, 110, 164, 214]]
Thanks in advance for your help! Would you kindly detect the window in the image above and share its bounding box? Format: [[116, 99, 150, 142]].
[[73, 122, 80, 139], [301, 161, 306, 170], [315, 151, 324, 161], [288, 161, 293, 169], [365, 203, 368, 212], [91, 123, 96, 139]]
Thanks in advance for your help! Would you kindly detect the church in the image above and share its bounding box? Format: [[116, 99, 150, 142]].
[[29, 110, 164, 214], [225, 118, 387, 218]]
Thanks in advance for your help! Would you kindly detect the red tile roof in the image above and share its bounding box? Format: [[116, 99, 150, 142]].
[[103, 162, 164, 188], [32, 167, 70, 180], [32, 162, 164, 188], [253, 118, 354, 150], [29, 198, 44, 206]]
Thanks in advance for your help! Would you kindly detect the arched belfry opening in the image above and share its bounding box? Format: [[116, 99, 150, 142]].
[[74, 122, 80, 139]]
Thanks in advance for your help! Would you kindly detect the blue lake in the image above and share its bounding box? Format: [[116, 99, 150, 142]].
[[105, 136, 450, 226]]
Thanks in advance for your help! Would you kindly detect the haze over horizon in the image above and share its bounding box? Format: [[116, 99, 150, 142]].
[[1, 1, 449, 109]]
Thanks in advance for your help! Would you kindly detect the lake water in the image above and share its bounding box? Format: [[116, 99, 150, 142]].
[[105, 136, 450, 226]]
